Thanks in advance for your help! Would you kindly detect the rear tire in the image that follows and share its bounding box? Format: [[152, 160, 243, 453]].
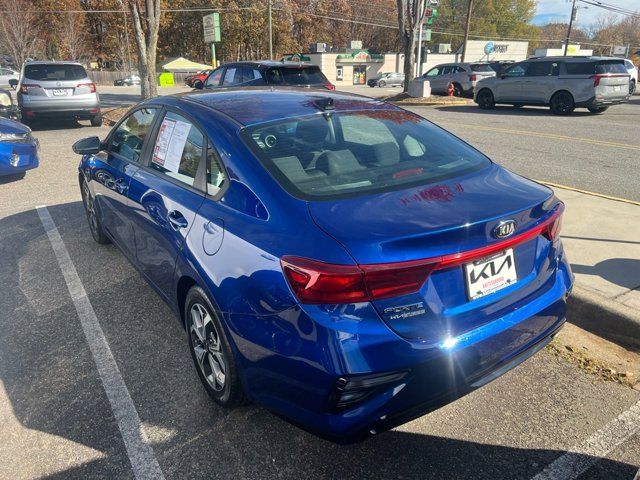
[[630, 80, 636, 95], [476, 89, 495, 109], [587, 106, 609, 114], [81, 179, 110, 244], [550, 91, 575, 115], [90, 114, 103, 127], [186, 286, 246, 407]]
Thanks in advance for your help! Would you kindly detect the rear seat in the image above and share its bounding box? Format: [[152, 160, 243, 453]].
[[316, 149, 366, 176], [272, 156, 327, 183]]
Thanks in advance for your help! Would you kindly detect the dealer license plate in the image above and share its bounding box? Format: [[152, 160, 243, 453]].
[[464, 249, 517, 300]]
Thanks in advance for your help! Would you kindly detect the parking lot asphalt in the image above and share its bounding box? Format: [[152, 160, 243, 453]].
[[0, 89, 639, 479]]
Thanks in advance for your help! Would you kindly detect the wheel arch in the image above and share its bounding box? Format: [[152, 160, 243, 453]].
[[549, 89, 574, 103], [176, 275, 198, 328]]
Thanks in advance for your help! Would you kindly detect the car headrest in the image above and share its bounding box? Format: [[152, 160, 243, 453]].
[[372, 142, 400, 166], [295, 116, 330, 148], [317, 149, 365, 176]]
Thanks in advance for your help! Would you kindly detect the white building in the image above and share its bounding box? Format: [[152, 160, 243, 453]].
[[533, 45, 593, 57]]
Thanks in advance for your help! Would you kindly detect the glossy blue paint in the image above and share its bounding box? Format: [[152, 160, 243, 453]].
[[0, 117, 39, 176], [78, 89, 573, 442]]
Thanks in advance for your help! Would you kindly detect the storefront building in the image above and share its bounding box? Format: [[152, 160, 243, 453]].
[[283, 50, 404, 87]]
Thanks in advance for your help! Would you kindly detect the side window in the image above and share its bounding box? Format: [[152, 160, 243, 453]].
[[242, 67, 259, 83], [222, 67, 238, 86], [206, 144, 227, 195], [340, 115, 397, 147], [440, 66, 452, 75], [503, 64, 527, 77], [265, 68, 283, 84], [109, 108, 158, 162], [425, 67, 440, 77], [527, 62, 559, 77], [205, 67, 223, 88], [150, 112, 204, 188]]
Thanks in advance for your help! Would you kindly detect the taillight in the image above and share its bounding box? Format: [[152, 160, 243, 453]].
[[323, 82, 335, 90], [591, 74, 603, 87], [469, 74, 477, 82], [282, 203, 564, 305], [20, 84, 40, 94], [77, 82, 96, 93]]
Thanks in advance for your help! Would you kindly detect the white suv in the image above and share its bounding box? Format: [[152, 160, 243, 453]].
[[623, 59, 637, 94]]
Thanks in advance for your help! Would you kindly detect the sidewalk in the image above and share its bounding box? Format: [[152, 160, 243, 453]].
[[554, 186, 640, 349]]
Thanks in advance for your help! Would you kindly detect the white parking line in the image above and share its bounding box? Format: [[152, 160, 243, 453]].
[[531, 400, 640, 479], [36, 206, 165, 480]]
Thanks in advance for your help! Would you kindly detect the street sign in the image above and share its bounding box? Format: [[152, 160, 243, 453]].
[[421, 26, 431, 42], [612, 45, 627, 56], [203, 13, 221, 43], [424, 7, 438, 25]]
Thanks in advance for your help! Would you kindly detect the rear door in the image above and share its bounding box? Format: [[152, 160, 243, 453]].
[[91, 107, 159, 259], [520, 61, 560, 103], [127, 109, 207, 300]]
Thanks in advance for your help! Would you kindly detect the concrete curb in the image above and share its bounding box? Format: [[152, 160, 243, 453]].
[[390, 100, 470, 107], [567, 285, 640, 353]]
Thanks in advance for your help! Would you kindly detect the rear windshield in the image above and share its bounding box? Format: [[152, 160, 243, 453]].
[[595, 61, 628, 74], [242, 110, 491, 200], [470, 64, 494, 72], [266, 66, 328, 86], [24, 63, 87, 81]]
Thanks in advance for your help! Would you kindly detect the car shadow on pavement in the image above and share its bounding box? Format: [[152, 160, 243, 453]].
[[27, 118, 87, 132], [0, 203, 638, 479], [435, 105, 603, 117]]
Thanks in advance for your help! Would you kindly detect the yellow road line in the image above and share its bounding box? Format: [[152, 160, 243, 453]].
[[535, 180, 640, 206], [441, 123, 640, 152]]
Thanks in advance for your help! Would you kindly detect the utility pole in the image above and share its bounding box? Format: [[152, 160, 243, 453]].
[[268, 0, 273, 60], [461, 0, 473, 63], [564, 0, 577, 56], [415, 0, 424, 75]]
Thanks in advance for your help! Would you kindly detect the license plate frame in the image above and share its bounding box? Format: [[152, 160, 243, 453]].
[[52, 89, 69, 96], [464, 248, 518, 301]]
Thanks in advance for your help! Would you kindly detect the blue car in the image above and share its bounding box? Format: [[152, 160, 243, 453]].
[[73, 89, 573, 442], [0, 116, 39, 178]]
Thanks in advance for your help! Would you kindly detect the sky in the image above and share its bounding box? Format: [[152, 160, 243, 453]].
[[532, 0, 638, 27]]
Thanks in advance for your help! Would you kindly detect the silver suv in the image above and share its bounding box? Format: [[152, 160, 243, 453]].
[[420, 63, 495, 96], [17, 61, 101, 126], [474, 56, 630, 114]]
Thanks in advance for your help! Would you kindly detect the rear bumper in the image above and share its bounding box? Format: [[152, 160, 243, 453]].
[[230, 247, 574, 442], [576, 95, 629, 108], [19, 95, 100, 118]]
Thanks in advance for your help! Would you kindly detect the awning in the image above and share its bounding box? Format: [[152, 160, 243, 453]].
[[161, 57, 211, 73]]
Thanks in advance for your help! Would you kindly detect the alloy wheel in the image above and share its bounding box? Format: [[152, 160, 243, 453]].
[[551, 92, 574, 114], [190, 303, 226, 392]]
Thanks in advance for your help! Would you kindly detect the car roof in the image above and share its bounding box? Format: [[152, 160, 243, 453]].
[[163, 87, 399, 127], [527, 56, 624, 62], [23, 60, 85, 66], [223, 60, 317, 68]]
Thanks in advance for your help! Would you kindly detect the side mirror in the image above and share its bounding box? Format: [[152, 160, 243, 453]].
[[72, 136, 102, 155], [8, 79, 18, 90]]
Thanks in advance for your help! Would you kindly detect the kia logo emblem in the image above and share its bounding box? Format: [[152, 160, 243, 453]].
[[493, 220, 516, 239]]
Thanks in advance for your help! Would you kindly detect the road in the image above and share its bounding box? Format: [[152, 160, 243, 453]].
[[0, 86, 639, 479]]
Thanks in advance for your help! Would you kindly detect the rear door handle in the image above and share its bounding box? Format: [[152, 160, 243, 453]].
[[167, 210, 188, 230]]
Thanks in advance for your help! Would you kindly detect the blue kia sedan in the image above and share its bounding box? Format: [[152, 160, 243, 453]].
[[0, 116, 39, 178], [73, 89, 573, 442]]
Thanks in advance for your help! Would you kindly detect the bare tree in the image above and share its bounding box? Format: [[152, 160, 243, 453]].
[[0, 0, 42, 68], [58, 12, 90, 62], [396, 0, 427, 92], [126, 0, 161, 98]]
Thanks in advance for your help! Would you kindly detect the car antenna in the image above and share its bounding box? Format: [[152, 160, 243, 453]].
[[313, 97, 335, 117]]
